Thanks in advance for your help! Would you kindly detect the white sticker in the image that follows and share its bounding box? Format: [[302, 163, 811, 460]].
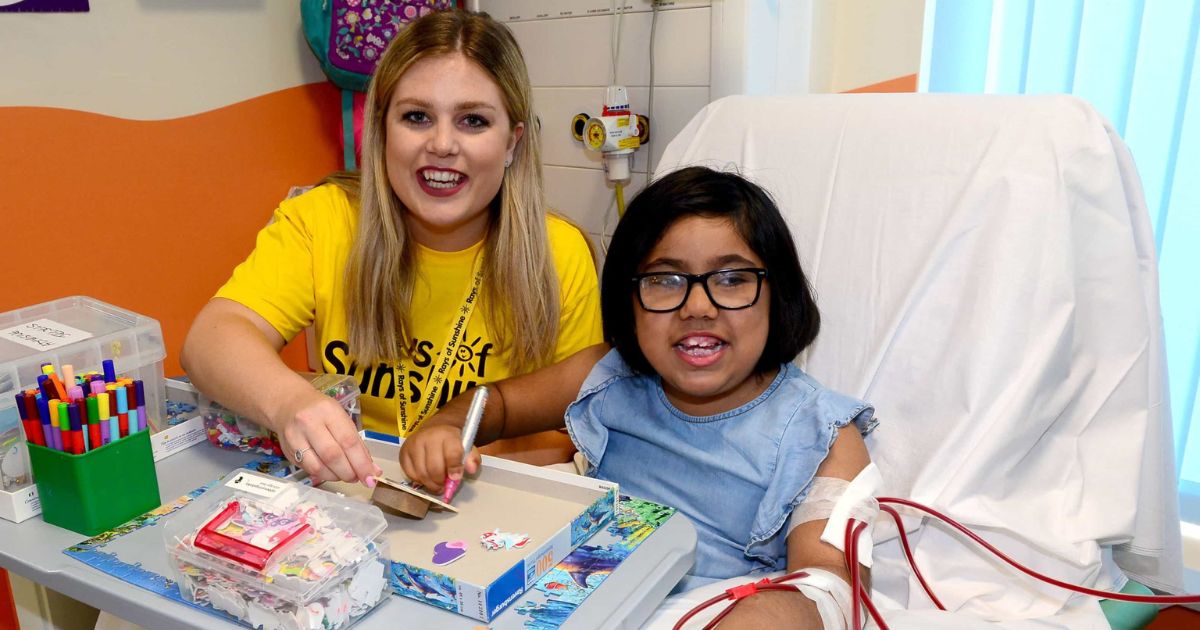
[[151, 415, 207, 462], [224, 471, 288, 499], [0, 318, 94, 351]]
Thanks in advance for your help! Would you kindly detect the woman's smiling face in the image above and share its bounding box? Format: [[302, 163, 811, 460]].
[[634, 215, 775, 417], [385, 52, 523, 251]]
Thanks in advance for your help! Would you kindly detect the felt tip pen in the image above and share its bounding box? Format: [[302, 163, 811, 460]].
[[442, 385, 489, 503], [37, 375, 54, 401], [84, 396, 100, 449], [134, 380, 147, 431], [116, 386, 129, 438], [58, 401, 75, 454], [35, 396, 52, 448], [48, 372, 68, 401], [102, 359, 116, 383], [47, 400, 62, 452], [15, 392, 41, 449], [124, 382, 138, 432], [68, 402, 86, 453], [62, 364, 75, 389]]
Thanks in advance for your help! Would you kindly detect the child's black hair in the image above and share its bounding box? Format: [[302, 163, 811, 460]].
[[601, 166, 820, 375]]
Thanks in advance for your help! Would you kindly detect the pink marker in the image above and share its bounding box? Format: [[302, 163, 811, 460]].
[[442, 386, 488, 503]]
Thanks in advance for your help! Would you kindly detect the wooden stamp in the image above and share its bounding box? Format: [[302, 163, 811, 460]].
[[370, 476, 458, 519]]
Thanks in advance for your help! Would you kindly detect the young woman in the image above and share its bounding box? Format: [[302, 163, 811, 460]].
[[181, 11, 602, 487]]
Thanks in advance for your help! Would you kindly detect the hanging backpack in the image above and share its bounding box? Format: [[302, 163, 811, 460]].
[[301, 0, 456, 170]]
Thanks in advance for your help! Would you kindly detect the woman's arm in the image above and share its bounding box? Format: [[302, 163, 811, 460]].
[[716, 425, 871, 627], [181, 298, 380, 485], [400, 343, 609, 491]]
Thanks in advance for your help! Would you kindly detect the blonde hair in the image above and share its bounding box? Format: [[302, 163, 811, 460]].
[[339, 10, 559, 373]]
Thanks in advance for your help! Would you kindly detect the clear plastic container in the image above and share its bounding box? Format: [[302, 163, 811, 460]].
[[201, 373, 360, 455], [0, 296, 167, 522], [163, 470, 389, 629]]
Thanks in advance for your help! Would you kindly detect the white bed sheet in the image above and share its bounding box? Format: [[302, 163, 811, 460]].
[[650, 93, 1181, 627]]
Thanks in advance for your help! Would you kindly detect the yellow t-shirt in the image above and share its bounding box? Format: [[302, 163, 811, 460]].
[[215, 184, 603, 436]]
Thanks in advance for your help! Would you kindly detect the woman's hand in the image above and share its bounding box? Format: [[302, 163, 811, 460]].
[[400, 424, 481, 493], [275, 388, 382, 486], [183, 299, 381, 486]]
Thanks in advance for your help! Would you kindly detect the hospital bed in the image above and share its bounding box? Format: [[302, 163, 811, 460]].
[[645, 93, 1182, 628]]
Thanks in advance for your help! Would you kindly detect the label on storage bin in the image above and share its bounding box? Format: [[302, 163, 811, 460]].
[[0, 318, 93, 351], [151, 415, 207, 462], [225, 472, 288, 499]]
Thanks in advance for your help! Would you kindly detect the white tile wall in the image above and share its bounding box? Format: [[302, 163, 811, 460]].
[[471, 0, 710, 23], [474, 1, 715, 248], [535, 86, 710, 173], [544, 165, 648, 251], [509, 8, 711, 87]]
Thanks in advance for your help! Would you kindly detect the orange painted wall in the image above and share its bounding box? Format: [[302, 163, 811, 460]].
[[0, 83, 344, 374], [844, 73, 919, 93]]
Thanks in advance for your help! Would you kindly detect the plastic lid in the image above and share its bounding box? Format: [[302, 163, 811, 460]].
[[0, 296, 165, 407], [163, 470, 387, 604]]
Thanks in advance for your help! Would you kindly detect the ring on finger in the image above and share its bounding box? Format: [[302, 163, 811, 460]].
[[295, 447, 313, 463]]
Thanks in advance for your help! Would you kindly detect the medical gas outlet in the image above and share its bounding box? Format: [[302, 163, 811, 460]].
[[571, 86, 650, 182]]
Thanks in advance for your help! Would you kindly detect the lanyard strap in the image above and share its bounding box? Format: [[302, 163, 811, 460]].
[[395, 254, 484, 434]]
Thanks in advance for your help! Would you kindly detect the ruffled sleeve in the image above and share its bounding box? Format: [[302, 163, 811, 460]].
[[564, 349, 637, 474], [746, 383, 876, 563]]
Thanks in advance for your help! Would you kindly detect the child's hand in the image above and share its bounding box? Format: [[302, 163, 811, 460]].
[[400, 425, 482, 493]]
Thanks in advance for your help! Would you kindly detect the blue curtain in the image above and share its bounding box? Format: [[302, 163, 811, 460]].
[[921, 0, 1200, 519]]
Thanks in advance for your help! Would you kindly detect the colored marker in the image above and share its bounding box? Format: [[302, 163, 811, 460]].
[[442, 385, 489, 503], [30, 396, 50, 448], [37, 375, 54, 401], [85, 396, 101, 449], [67, 402, 86, 453], [78, 396, 91, 448], [15, 393, 37, 449], [134, 380, 147, 432], [48, 399, 63, 452], [58, 399, 73, 453], [62, 364, 75, 389], [97, 392, 111, 446], [123, 383, 136, 432], [40, 363, 54, 376], [116, 386, 129, 438], [23, 390, 38, 424], [68, 403, 82, 454], [102, 359, 116, 383], [48, 372, 68, 401], [50, 400, 65, 448], [90, 378, 105, 396], [52, 401, 68, 454]]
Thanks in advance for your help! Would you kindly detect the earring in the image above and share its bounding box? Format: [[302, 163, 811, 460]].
[[504, 157, 512, 168]]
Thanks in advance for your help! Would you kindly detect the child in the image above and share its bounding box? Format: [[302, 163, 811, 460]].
[[402, 166, 876, 625]]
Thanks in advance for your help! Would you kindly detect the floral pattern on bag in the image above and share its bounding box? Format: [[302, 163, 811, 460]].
[[329, 0, 455, 76]]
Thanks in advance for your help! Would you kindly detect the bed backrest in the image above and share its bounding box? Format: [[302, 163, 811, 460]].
[[655, 93, 1181, 616]]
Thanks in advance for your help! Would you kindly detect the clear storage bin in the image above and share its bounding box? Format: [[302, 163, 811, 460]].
[[163, 470, 389, 629], [202, 373, 360, 455], [0, 296, 166, 522]]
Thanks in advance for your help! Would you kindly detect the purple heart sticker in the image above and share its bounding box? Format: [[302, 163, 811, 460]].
[[432, 540, 467, 566]]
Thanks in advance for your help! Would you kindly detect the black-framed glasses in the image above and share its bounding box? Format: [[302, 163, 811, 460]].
[[632, 268, 768, 313]]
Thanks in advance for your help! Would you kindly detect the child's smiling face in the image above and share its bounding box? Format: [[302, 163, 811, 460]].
[[634, 216, 776, 416]]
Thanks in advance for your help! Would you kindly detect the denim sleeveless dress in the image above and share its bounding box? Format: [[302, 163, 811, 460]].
[[565, 350, 876, 592]]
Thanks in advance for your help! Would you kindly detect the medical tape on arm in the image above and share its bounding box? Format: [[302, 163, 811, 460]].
[[791, 568, 853, 630], [792, 463, 881, 568]]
